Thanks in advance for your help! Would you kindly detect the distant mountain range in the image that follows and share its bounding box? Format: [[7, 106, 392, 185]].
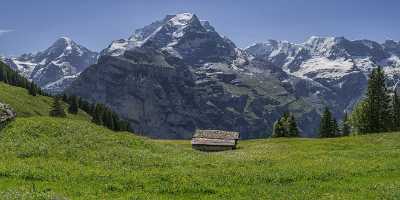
[[2, 37, 98, 93], [4, 13, 400, 138]]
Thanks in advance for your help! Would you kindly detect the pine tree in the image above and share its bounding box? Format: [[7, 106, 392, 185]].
[[272, 119, 285, 137], [68, 95, 79, 114], [0, 67, 4, 82], [62, 93, 68, 102], [3, 69, 8, 84], [351, 67, 392, 134], [341, 112, 351, 136], [92, 104, 104, 125], [272, 113, 299, 137], [28, 82, 37, 96], [319, 107, 333, 137], [332, 118, 340, 137], [105, 110, 115, 130], [366, 67, 392, 132], [49, 96, 66, 117], [351, 101, 369, 134], [287, 115, 299, 137], [392, 91, 400, 131]]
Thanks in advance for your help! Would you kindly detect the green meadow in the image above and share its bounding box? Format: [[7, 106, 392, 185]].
[[0, 83, 400, 199]]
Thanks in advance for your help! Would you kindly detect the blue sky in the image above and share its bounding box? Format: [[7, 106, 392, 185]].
[[0, 0, 399, 55]]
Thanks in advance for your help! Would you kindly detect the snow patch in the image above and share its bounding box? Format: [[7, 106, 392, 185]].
[[293, 57, 354, 79]]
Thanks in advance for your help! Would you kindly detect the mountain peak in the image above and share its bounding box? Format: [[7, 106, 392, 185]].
[[305, 36, 347, 45], [166, 13, 196, 26], [51, 36, 77, 51], [58, 36, 73, 43]]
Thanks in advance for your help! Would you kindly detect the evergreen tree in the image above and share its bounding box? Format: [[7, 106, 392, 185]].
[[319, 107, 333, 137], [62, 93, 68, 102], [3, 69, 8, 84], [341, 112, 351, 136], [287, 115, 299, 137], [104, 110, 115, 130], [272, 120, 285, 137], [92, 104, 104, 125], [28, 82, 37, 96], [366, 67, 392, 132], [392, 91, 400, 131], [350, 101, 369, 134], [0, 68, 5, 82], [50, 96, 66, 117], [332, 118, 340, 137], [272, 113, 299, 137], [351, 67, 392, 134], [0, 61, 43, 95], [68, 95, 79, 114]]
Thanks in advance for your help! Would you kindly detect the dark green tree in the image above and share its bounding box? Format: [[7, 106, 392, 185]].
[[28, 82, 37, 96], [272, 113, 299, 137], [332, 118, 340, 137], [341, 112, 351, 136], [272, 119, 285, 137], [49, 96, 66, 117], [68, 95, 79, 114], [366, 67, 392, 132], [2, 69, 8, 84], [287, 115, 299, 137], [351, 67, 392, 134], [62, 93, 68, 102], [319, 107, 333, 137], [92, 104, 104, 125], [392, 91, 400, 131]]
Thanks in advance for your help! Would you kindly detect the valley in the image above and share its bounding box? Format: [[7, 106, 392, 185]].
[[3, 13, 400, 138]]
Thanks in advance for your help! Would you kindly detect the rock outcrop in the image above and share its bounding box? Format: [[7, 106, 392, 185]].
[[0, 103, 16, 129]]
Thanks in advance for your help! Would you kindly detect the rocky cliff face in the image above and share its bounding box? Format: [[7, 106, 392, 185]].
[[66, 13, 400, 139], [67, 13, 322, 139], [3, 37, 98, 93]]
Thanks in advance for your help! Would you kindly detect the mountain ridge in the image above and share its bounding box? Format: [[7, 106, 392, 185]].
[[5, 12, 400, 138], [3, 37, 98, 93]]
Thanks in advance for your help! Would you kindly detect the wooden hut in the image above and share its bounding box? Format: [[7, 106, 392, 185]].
[[191, 130, 240, 151]]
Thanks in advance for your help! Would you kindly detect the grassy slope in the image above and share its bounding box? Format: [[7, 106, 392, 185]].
[[0, 82, 399, 199], [0, 82, 90, 120], [0, 116, 400, 199]]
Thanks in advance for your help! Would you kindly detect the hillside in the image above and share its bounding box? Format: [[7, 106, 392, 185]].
[[0, 82, 89, 120], [1, 115, 400, 199]]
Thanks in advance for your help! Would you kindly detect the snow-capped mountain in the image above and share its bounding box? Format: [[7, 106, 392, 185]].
[[66, 13, 400, 139], [4, 37, 98, 93], [246, 36, 400, 79], [101, 13, 238, 66], [68, 13, 321, 139], [245, 36, 400, 117]]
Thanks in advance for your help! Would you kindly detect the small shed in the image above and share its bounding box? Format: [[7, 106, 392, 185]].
[[191, 130, 240, 151]]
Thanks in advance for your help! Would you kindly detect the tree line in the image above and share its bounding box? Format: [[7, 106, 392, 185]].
[[0, 61, 44, 96], [57, 94, 130, 132], [273, 66, 396, 138], [272, 112, 299, 137], [350, 67, 400, 134], [0, 61, 130, 133]]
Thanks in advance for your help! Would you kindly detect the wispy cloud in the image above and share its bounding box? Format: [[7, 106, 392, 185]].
[[0, 29, 14, 36]]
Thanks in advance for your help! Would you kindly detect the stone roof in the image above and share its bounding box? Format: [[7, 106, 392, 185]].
[[193, 130, 239, 140]]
